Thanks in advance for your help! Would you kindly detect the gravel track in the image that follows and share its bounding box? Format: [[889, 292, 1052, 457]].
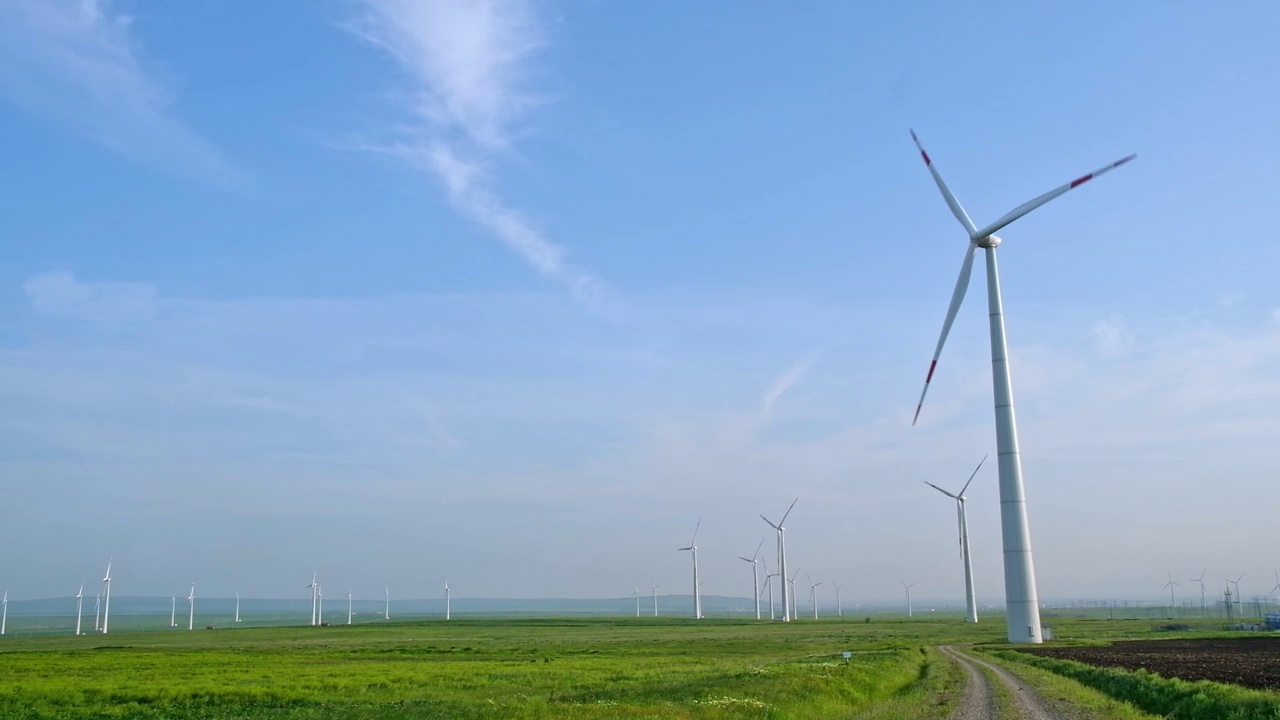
[[940, 645, 1069, 720]]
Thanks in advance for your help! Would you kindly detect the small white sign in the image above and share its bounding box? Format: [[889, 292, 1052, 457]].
[[842, 651, 852, 659]]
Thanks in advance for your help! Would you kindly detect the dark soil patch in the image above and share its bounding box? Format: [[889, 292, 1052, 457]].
[[1023, 637, 1280, 691]]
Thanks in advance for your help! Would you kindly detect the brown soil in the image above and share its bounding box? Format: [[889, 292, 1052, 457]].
[[1023, 637, 1280, 691]]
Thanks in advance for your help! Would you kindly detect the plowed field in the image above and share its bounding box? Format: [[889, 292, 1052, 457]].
[[1024, 637, 1280, 691]]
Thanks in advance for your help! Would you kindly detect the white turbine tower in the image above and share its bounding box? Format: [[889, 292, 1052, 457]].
[[75, 584, 84, 636], [1163, 573, 1179, 616], [908, 130, 1135, 644], [651, 583, 660, 617], [101, 559, 113, 635], [1190, 570, 1207, 616], [444, 580, 451, 620], [187, 583, 195, 630], [2, 589, 7, 635], [807, 575, 823, 620], [317, 584, 324, 624], [235, 592, 241, 623], [787, 570, 801, 620], [759, 559, 776, 620], [676, 517, 703, 619], [738, 539, 764, 620], [924, 456, 986, 624], [170, 595, 177, 628], [347, 590, 353, 626], [761, 498, 798, 622], [307, 571, 318, 626], [834, 583, 844, 619], [632, 587, 640, 618], [902, 581, 916, 618], [93, 590, 101, 633], [385, 587, 390, 620]]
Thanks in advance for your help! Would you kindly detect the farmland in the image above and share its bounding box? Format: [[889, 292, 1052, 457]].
[[1021, 637, 1280, 691]]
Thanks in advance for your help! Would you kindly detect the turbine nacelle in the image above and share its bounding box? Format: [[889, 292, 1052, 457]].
[[975, 234, 1002, 248]]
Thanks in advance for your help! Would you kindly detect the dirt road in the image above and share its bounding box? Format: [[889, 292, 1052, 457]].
[[940, 645, 1069, 720]]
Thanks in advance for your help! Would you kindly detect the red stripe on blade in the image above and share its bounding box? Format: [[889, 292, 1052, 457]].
[[921, 150, 931, 165], [925, 359, 938, 382], [1069, 173, 1094, 188]]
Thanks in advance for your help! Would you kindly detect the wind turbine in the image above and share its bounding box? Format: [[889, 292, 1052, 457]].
[[651, 583, 660, 617], [760, 558, 776, 620], [1189, 570, 1207, 616], [1228, 575, 1245, 618], [807, 575, 823, 620], [1163, 573, 1179, 616], [75, 584, 84, 636], [307, 571, 318, 626], [235, 592, 241, 623], [318, 584, 324, 624], [676, 517, 703, 619], [787, 569, 801, 620], [761, 498, 798, 622], [924, 456, 986, 623], [94, 590, 101, 633], [2, 590, 7, 635], [1270, 571, 1280, 609], [385, 587, 390, 620], [187, 583, 195, 630], [101, 559, 113, 634], [632, 587, 640, 618], [908, 131, 1135, 644], [347, 590, 353, 626], [738, 539, 764, 620], [444, 580, 451, 620], [170, 595, 177, 628], [902, 581, 916, 618], [834, 583, 844, 619]]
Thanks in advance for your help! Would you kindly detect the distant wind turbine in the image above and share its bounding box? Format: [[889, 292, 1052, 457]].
[[101, 559, 113, 634], [318, 584, 324, 624], [385, 587, 390, 620], [651, 583, 660, 617], [632, 587, 640, 618], [75, 584, 84, 636], [1228, 575, 1245, 618], [1189, 570, 1207, 616], [187, 583, 195, 630], [444, 580, 451, 620], [834, 583, 844, 619], [1163, 573, 1179, 615], [761, 498, 798, 622], [908, 130, 1135, 643], [760, 558, 776, 620], [347, 590, 353, 626], [235, 592, 241, 623], [170, 595, 177, 628], [1270, 571, 1280, 609], [902, 581, 916, 618], [924, 456, 986, 623], [787, 569, 801, 619], [94, 590, 101, 633], [676, 517, 703, 619], [807, 575, 823, 620], [307, 571, 318, 626], [738, 539, 764, 620], [2, 589, 7, 635]]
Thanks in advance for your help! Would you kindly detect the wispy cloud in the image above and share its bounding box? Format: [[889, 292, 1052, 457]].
[[762, 350, 821, 415], [349, 0, 608, 306], [23, 270, 157, 324], [0, 0, 237, 185]]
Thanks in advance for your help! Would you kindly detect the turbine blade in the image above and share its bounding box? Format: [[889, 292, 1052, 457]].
[[913, 243, 979, 425], [691, 516, 701, 546], [910, 130, 977, 234], [779, 497, 799, 526], [971, 153, 1136, 240], [923, 480, 957, 499], [752, 538, 764, 561], [760, 514, 780, 530], [958, 455, 987, 496]]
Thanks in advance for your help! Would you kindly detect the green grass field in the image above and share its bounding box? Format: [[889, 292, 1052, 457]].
[[0, 614, 1269, 719]]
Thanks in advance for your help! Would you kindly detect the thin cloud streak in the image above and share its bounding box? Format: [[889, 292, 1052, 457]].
[[350, 0, 608, 307], [0, 0, 238, 185], [762, 350, 821, 415]]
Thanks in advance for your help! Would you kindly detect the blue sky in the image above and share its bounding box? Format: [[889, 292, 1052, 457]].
[[0, 0, 1277, 608]]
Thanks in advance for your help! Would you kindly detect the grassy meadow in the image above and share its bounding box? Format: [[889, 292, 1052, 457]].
[[0, 613, 1265, 719]]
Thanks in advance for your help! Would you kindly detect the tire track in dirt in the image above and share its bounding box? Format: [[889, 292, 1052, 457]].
[[940, 645, 1069, 720]]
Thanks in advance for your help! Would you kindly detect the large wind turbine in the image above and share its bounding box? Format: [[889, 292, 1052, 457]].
[[75, 584, 84, 636], [1228, 575, 1245, 618], [307, 571, 318, 626], [2, 589, 7, 635], [444, 580, 451, 620], [761, 498, 798, 622], [1163, 573, 1179, 616], [187, 583, 195, 630], [170, 595, 177, 628], [677, 517, 703, 619], [738, 539, 764, 620], [902, 581, 916, 618], [807, 575, 823, 620], [101, 559, 113, 634], [924, 456, 986, 623], [908, 130, 1135, 644]]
